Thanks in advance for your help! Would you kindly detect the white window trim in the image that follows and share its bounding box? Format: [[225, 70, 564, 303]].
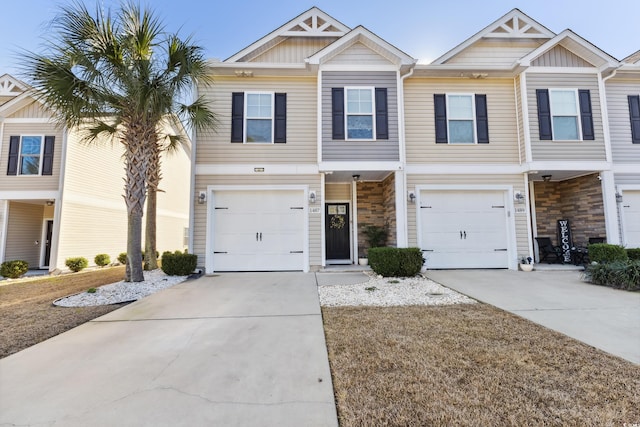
[[446, 93, 477, 144], [344, 86, 376, 141], [243, 91, 274, 144], [18, 135, 45, 176], [549, 88, 582, 142]]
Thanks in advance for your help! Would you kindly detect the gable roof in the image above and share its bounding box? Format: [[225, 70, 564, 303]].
[[623, 50, 640, 64], [225, 7, 351, 63], [433, 8, 555, 65], [0, 74, 28, 97]]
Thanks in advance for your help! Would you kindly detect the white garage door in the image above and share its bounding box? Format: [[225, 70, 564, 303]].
[[622, 191, 640, 248], [212, 190, 305, 271], [420, 190, 509, 269]]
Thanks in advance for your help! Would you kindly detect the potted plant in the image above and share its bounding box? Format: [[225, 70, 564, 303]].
[[360, 224, 388, 265], [519, 256, 534, 272]]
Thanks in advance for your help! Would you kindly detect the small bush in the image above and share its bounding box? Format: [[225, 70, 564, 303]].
[[87, 287, 97, 293], [65, 257, 88, 272], [368, 247, 424, 277], [584, 260, 640, 291], [117, 252, 127, 264], [627, 248, 640, 261], [0, 260, 29, 279], [588, 244, 628, 264], [161, 250, 197, 276], [94, 254, 111, 267]]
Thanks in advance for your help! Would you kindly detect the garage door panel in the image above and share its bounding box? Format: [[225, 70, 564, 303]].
[[622, 191, 640, 248]]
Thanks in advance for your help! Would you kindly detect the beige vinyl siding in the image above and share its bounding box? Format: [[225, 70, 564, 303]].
[[406, 174, 529, 258], [326, 183, 351, 200], [444, 39, 544, 66], [322, 71, 400, 161], [0, 123, 63, 191], [527, 73, 606, 161], [515, 76, 526, 163], [606, 79, 640, 162], [326, 42, 392, 65], [193, 174, 322, 268], [197, 76, 317, 164], [250, 37, 336, 63], [8, 101, 52, 119], [404, 78, 519, 164], [532, 46, 593, 67], [5, 201, 44, 266]]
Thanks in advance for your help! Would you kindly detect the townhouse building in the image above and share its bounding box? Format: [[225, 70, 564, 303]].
[[191, 8, 639, 272]]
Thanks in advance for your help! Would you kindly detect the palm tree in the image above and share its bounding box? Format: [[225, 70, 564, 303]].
[[22, 1, 216, 281]]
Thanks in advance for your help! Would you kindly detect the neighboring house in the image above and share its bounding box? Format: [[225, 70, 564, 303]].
[[191, 8, 638, 273], [0, 74, 191, 272]]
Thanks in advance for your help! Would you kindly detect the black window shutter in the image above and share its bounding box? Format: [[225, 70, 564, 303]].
[[274, 93, 287, 143], [7, 136, 19, 175], [231, 92, 244, 142], [578, 89, 594, 140], [434, 94, 448, 143], [332, 88, 345, 140], [475, 94, 489, 143], [375, 88, 388, 140], [536, 89, 552, 140], [42, 136, 55, 175], [629, 95, 640, 144]]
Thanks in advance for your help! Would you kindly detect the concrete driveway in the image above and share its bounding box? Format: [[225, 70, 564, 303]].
[[425, 269, 640, 364], [0, 273, 338, 427]]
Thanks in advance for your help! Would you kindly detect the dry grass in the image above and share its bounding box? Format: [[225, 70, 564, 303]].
[[323, 304, 640, 426], [0, 267, 129, 359]]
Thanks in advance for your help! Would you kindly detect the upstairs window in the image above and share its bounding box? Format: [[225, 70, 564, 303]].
[[434, 94, 489, 144], [331, 87, 388, 140], [346, 88, 374, 139], [628, 95, 640, 144], [536, 88, 594, 141], [447, 95, 475, 143], [231, 92, 287, 144], [7, 135, 55, 176]]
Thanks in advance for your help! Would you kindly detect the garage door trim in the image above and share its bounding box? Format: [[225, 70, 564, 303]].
[[618, 185, 640, 248]]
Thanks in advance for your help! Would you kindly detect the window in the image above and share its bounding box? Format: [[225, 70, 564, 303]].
[[346, 88, 374, 139], [434, 94, 489, 144], [628, 95, 640, 144], [536, 89, 594, 141], [7, 135, 55, 176], [231, 92, 286, 143]]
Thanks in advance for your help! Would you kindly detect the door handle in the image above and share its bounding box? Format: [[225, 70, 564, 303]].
[[460, 231, 463, 239], [259, 232, 262, 241], [464, 231, 467, 239], [256, 232, 259, 241]]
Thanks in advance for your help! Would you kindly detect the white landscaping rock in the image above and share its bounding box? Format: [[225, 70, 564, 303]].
[[54, 269, 188, 307], [318, 272, 476, 307]]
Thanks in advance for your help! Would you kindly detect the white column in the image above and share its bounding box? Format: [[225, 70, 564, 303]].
[[395, 170, 408, 247], [352, 180, 358, 262], [601, 170, 621, 245]]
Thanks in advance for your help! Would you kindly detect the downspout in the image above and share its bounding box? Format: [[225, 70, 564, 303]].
[[599, 68, 620, 244], [395, 64, 415, 248], [50, 126, 68, 272]]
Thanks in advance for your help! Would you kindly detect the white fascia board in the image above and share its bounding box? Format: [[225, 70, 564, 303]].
[[196, 163, 319, 175], [612, 164, 640, 174], [0, 190, 60, 200], [319, 64, 399, 72], [319, 161, 403, 172], [524, 67, 599, 74], [405, 164, 525, 175]]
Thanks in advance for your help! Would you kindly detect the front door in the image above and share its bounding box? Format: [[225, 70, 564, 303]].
[[325, 203, 350, 261], [44, 220, 53, 267]]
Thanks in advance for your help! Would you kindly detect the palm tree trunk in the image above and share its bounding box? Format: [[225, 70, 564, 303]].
[[144, 140, 160, 271]]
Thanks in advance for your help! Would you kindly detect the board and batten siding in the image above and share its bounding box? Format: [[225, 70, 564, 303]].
[[193, 174, 322, 268], [197, 76, 317, 164], [526, 73, 606, 161], [444, 40, 544, 66], [326, 42, 392, 65], [606, 79, 640, 162], [322, 71, 399, 161], [5, 201, 44, 266], [531, 45, 593, 68], [406, 174, 529, 259], [7, 101, 52, 119], [404, 78, 519, 164], [0, 123, 63, 192], [250, 37, 337, 63]]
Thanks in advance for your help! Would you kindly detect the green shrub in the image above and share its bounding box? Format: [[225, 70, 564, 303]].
[[584, 260, 640, 291], [0, 260, 29, 279], [627, 248, 640, 261], [588, 243, 628, 264], [65, 257, 88, 272], [362, 224, 388, 252], [117, 252, 127, 264], [368, 247, 424, 277], [94, 254, 111, 267], [160, 250, 197, 276]]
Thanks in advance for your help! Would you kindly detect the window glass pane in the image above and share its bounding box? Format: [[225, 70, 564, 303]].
[[553, 116, 579, 140], [551, 91, 577, 115], [347, 116, 373, 139], [20, 157, 40, 175], [21, 136, 42, 155], [448, 120, 474, 143], [246, 94, 272, 118], [346, 89, 372, 114], [448, 95, 473, 119], [246, 119, 272, 142]]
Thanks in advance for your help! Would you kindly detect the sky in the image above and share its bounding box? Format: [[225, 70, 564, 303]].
[[1, 0, 638, 78]]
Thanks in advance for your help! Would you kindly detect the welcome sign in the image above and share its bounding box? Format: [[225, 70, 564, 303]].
[[557, 219, 572, 263]]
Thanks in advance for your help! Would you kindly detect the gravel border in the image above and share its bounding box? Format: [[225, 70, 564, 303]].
[[53, 269, 187, 307], [319, 273, 476, 307]]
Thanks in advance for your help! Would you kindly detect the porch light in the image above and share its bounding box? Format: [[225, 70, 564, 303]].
[[542, 175, 552, 182], [514, 191, 525, 204], [309, 191, 317, 204], [616, 192, 623, 203], [198, 191, 206, 204], [352, 174, 360, 182], [46, 200, 54, 206], [408, 191, 416, 203]]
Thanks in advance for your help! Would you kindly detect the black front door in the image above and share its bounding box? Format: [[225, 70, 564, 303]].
[[44, 220, 53, 267], [325, 203, 350, 260]]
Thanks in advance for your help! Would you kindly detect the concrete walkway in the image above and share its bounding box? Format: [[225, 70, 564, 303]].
[[425, 269, 640, 364], [0, 273, 338, 427]]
